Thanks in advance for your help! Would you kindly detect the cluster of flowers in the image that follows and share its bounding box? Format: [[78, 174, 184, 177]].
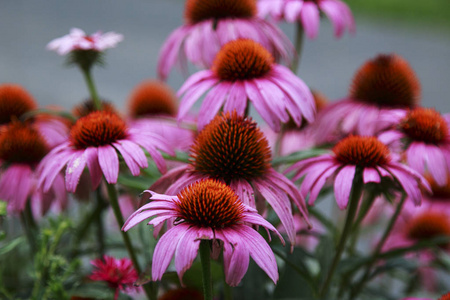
[[1, 0, 449, 299]]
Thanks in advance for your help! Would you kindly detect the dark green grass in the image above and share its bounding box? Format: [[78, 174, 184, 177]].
[[345, 0, 450, 28]]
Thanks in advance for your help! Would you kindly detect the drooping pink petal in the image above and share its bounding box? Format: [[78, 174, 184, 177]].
[[197, 82, 230, 130], [174, 227, 202, 283], [221, 228, 250, 286], [65, 152, 87, 193], [334, 165, 356, 209], [178, 78, 217, 121], [230, 179, 255, 207], [84, 147, 102, 190], [98, 145, 119, 184], [223, 81, 247, 117], [300, 2, 320, 39], [113, 142, 141, 176], [422, 144, 448, 186], [284, 1, 304, 22], [236, 226, 279, 284], [363, 167, 381, 183], [244, 80, 280, 131], [151, 224, 190, 281]]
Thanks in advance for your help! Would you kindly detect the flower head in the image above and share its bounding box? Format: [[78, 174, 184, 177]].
[[89, 255, 138, 300], [157, 0, 293, 80], [0, 122, 67, 214], [128, 80, 177, 118], [123, 179, 283, 286], [47, 28, 123, 56], [379, 108, 450, 186], [38, 110, 174, 193], [0, 84, 37, 125], [287, 135, 431, 209], [152, 112, 310, 246], [258, 0, 355, 39], [177, 39, 315, 132], [73, 98, 117, 118], [313, 54, 421, 140]]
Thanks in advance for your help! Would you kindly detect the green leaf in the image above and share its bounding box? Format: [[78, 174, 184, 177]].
[[0, 237, 24, 256]]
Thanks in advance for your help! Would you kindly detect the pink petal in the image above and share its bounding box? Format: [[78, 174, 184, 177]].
[[178, 78, 217, 121], [175, 226, 202, 283], [237, 226, 279, 284], [84, 147, 102, 190], [300, 2, 320, 39], [363, 167, 381, 183], [98, 145, 119, 184], [65, 152, 87, 193], [223, 81, 247, 116], [221, 228, 250, 286], [197, 82, 230, 130], [424, 144, 448, 186], [334, 165, 356, 210], [244, 80, 280, 131], [152, 224, 189, 281]]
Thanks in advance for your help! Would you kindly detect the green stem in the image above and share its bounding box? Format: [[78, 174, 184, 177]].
[[20, 200, 37, 257], [80, 67, 101, 110], [106, 183, 155, 300], [200, 240, 213, 300], [319, 169, 363, 298], [348, 194, 406, 300], [96, 189, 106, 257], [291, 22, 304, 74]]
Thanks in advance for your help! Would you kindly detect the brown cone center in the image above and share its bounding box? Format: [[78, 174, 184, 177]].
[[333, 136, 391, 167], [190, 112, 271, 183], [176, 179, 245, 228], [185, 0, 256, 24], [400, 108, 448, 144], [350, 54, 420, 108], [213, 39, 273, 81], [70, 111, 127, 149]]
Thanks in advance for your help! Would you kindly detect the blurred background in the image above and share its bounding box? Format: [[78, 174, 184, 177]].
[[1, 0, 449, 112]]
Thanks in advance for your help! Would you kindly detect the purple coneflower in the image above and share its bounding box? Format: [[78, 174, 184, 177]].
[[157, 0, 294, 80], [313, 54, 421, 142], [123, 179, 283, 286], [0, 122, 67, 214], [177, 39, 315, 132], [379, 108, 450, 187], [286, 135, 430, 209], [152, 112, 310, 246], [47, 28, 123, 56], [258, 0, 355, 39], [38, 110, 174, 193]]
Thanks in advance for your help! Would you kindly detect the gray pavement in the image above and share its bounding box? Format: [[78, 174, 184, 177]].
[[1, 0, 450, 113]]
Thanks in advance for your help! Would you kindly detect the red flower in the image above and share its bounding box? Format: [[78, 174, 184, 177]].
[[89, 255, 139, 300]]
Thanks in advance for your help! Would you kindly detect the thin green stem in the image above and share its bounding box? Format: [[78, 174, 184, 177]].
[[319, 169, 363, 298], [291, 22, 304, 74], [200, 240, 213, 300], [96, 189, 106, 257], [20, 200, 37, 257], [348, 194, 406, 300], [106, 183, 155, 300], [80, 67, 101, 110]]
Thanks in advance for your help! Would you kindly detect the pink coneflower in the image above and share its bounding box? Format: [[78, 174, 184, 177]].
[[47, 28, 123, 56], [286, 135, 430, 209], [379, 108, 450, 187], [151, 112, 310, 246], [127, 80, 195, 151], [0, 122, 67, 214], [89, 255, 139, 300], [0, 84, 68, 147], [258, 0, 355, 39], [157, 0, 294, 80], [123, 179, 283, 286], [38, 110, 174, 193], [313, 54, 421, 142], [177, 39, 315, 132]]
